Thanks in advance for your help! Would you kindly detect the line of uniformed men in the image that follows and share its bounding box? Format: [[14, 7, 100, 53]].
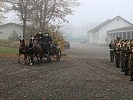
[[109, 39, 133, 81]]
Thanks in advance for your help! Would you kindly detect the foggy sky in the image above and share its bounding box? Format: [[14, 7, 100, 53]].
[[66, 0, 133, 27], [5, 0, 133, 27]]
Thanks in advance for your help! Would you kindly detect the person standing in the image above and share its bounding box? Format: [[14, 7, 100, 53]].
[[128, 39, 133, 81], [109, 41, 115, 62], [114, 41, 121, 68], [43, 33, 53, 55], [123, 40, 130, 75]]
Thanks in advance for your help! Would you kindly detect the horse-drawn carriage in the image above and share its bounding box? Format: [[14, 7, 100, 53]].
[[18, 35, 61, 66]]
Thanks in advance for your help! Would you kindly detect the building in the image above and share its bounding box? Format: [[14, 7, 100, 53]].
[[0, 23, 23, 40], [88, 16, 132, 45], [107, 26, 133, 42]]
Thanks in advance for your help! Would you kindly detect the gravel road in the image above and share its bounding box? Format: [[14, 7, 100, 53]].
[[0, 42, 133, 100]]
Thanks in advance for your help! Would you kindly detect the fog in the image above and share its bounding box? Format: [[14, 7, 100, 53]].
[[67, 0, 133, 27], [65, 41, 109, 59], [4, 0, 133, 42], [63, 0, 133, 41]]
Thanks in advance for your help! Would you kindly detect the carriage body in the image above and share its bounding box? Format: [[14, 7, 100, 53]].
[[38, 41, 61, 62]]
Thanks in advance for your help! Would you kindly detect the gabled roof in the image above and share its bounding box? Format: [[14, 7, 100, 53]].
[[88, 19, 111, 33], [88, 16, 133, 33], [0, 23, 23, 27], [112, 16, 132, 25], [108, 25, 133, 33]]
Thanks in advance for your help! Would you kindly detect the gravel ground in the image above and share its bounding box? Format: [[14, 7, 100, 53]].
[[0, 47, 133, 100]]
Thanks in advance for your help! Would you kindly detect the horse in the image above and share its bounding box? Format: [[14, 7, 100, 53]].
[[18, 37, 29, 64], [28, 36, 43, 66]]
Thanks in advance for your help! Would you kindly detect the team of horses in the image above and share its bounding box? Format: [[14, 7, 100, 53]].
[[18, 36, 61, 66]]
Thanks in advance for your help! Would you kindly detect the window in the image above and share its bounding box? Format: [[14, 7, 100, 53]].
[[123, 32, 126, 39], [132, 31, 133, 38], [119, 33, 122, 39], [127, 32, 130, 39]]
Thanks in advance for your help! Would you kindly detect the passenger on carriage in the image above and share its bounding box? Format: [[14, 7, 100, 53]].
[[44, 33, 52, 45], [43, 33, 53, 55], [34, 30, 45, 43]]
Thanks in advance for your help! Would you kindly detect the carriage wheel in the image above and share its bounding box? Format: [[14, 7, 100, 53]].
[[56, 49, 61, 61]]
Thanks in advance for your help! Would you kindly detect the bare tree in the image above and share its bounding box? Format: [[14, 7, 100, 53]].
[[4, 0, 79, 36], [31, 0, 80, 31], [4, 0, 35, 37], [0, 1, 6, 22], [30, 0, 56, 31]]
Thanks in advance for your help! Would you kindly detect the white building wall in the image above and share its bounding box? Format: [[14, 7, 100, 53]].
[[89, 32, 99, 43], [95, 31, 99, 43], [89, 32, 95, 43], [98, 18, 131, 44], [0, 24, 23, 40]]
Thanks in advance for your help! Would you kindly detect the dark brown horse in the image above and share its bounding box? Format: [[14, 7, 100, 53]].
[[28, 36, 43, 66], [18, 37, 29, 64]]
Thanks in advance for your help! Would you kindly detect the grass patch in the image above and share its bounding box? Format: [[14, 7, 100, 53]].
[[0, 47, 18, 54]]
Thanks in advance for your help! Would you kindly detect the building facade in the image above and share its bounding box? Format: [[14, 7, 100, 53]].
[[0, 23, 23, 40], [88, 16, 132, 45], [107, 26, 133, 42]]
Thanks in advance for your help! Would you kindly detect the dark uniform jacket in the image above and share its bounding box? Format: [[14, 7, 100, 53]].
[[44, 36, 52, 45], [109, 42, 114, 49], [35, 33, 45, 43]]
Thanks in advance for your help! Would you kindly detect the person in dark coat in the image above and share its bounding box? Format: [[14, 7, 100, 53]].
[[128, 39, 133, 81], [109, 41, 115, 62], [34, 30, 45, 43], [114, 41, 121, 68], [43, 33, 53, 55]]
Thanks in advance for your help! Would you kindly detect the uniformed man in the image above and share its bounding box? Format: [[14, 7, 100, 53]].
[[114, 40, 121, 68], [109, 41, 115, 62], [120, 40, 125, 72], [128, 39, 133, 81], [123, 40, 130, 75]]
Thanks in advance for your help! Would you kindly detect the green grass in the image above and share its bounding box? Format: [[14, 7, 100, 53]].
[[0, 40, 19, 55], [0, 47, 18, 54]]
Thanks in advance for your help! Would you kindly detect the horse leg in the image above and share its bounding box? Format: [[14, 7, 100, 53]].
[[36, 54, 42, 64], [36, 54, 40, 64], [130, 73, 133, 81], [39, 54, 43, 64], [29, 55, 34, 66], [18, 53, 21, 63], [130, 69, 133, 81], [23, 55, 27, 65]]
